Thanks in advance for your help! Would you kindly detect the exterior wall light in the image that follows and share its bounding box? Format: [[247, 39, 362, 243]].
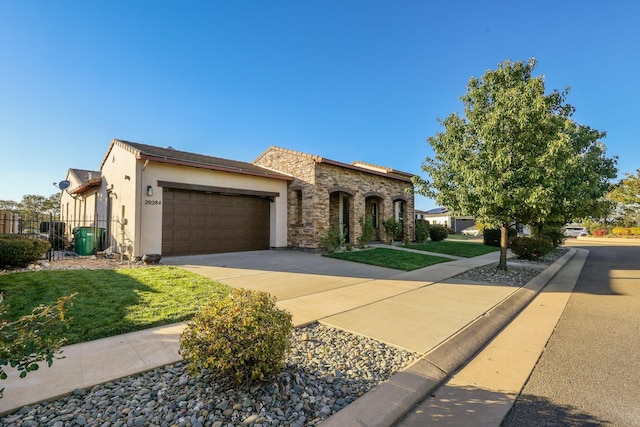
[[146, 185, 153, 196]]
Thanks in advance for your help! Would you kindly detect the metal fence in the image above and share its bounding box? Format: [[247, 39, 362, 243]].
[[0, 210, 120, 261]]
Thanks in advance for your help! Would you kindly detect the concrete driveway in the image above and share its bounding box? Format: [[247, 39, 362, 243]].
[[163, 249, 523, 353]]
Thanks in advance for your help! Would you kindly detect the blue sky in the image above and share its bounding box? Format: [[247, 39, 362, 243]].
[[1, 1, 638, 210]]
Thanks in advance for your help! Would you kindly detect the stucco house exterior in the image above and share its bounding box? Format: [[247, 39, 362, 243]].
[[422, 207, 475, 234], [60, 140, 415, 258], [254, 147, 415, 251], [60, 168, 103, 229]]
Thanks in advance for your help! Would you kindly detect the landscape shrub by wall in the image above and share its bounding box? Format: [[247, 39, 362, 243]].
[[594, 229, 608, 237], [0, 235, 51, 268]]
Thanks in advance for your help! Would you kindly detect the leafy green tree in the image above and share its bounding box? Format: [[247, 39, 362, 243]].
[[528, 120, 617, 236], [608, 170, 640, 226], [414, 59, 616, 269], [0, 200, 18, 211]]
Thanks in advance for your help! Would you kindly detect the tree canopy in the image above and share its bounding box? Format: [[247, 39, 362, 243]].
[[414, 58, 617, 269], [607, 169, 640, 226]]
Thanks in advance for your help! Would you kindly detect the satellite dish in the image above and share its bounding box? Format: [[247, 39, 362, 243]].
[[58, 180, 71, 190]]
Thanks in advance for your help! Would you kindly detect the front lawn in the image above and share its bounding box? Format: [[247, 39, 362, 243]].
[[0, 266, 231, 345], [404, 240, 499, 257], [325, 247, 451, 271]]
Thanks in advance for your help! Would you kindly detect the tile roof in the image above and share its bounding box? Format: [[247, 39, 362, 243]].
[[108, 140, 292, 180]]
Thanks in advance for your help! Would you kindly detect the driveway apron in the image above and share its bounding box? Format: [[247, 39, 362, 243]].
[[164, 249, 511, 353]]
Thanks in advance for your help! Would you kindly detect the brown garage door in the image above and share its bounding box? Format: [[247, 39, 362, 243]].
[[162, 188, 270, 256]]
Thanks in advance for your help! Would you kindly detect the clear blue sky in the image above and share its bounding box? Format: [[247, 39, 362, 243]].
[[1, 1, 638, 210]]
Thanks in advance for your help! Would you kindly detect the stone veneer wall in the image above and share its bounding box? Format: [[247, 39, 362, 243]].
[[255, 147, 414, 250], [317, 163, 414, 246]]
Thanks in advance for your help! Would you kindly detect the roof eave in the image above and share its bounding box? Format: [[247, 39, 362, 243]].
[[138, 154, 294, 181]]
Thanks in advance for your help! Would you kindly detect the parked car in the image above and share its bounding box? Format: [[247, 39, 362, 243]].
[[461, 226, 481, 237], [563, 226, 589, 237]]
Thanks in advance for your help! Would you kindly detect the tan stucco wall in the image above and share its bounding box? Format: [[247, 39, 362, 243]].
[[100, 143, 140, 257], [139, 161, 288, 256]]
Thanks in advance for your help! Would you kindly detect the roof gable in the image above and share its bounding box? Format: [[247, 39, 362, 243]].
[[101, 139, 292, 181], [254, 146, 414, 183]]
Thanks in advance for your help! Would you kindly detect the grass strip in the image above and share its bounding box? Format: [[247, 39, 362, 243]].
[[405, 240, 499, 257], [0, 266, 231, 345], [325, 247, 451, 271]]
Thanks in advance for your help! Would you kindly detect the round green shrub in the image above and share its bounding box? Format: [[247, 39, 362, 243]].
[[179, 288, 293, 386], [415, 220, 429, 243], [0, 235, 51, 268], [509, 236, 553, 260], [429, 224, 448, 242], [543, 226, 565, 248], [320, 227, 345, 253], [483, 227, 517, 247]]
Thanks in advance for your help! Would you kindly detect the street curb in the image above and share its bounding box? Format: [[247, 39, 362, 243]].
[[321, 248, 578, 427]]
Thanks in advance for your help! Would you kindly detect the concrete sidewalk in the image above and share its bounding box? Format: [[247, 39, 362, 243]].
[[0, 248, 577, 419]]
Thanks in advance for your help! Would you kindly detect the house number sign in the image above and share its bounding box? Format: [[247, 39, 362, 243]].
[[145, 200, 162, 205]]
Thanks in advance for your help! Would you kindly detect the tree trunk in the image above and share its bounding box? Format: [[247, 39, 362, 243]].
[[536, 223, 544, 239], [498, 222, 509, 270]]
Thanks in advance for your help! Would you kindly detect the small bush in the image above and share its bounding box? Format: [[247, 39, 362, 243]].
[[179, 288, 293, 387], [631, 228, 640, 236], [594, 229, 608, 237], [357, 217, 375, 246], [319, 227, 345, 253], [429, 224, 448, 242], [612, 227, 632, 236], [382, 217, 403, 244], [543, 226, 565, 248], [483, 228, 517, 247], [0, 235, 51, 268], [509, 236, 553, 260], [415, 220, 429, 243]]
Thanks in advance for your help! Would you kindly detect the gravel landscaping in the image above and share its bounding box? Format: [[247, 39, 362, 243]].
[[1, 249, 568, 426], [1, 324, 417, 427], [454, 249, 568, 287]]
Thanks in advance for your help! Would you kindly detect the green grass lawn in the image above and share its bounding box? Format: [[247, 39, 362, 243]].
[[404, 240, 499, 257], [325, 247, 452, 271], [0, 266, 231, 345]]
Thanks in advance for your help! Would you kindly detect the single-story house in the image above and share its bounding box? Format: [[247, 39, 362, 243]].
[[421, 207, 475, 234], [60, 140, 415, 258]]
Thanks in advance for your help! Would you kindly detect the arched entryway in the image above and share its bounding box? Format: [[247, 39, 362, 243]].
[[329, 187, 355, 244], [392, 195, 409, 241], [364, 192, 385, 242]]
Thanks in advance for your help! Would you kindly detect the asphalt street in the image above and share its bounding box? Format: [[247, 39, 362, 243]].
[[502, 241, 640, 426]]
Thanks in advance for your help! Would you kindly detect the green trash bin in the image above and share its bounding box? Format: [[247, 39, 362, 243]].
[[74, 227, 105, 256]]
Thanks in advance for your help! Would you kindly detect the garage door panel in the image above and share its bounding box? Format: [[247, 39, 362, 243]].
[[162, 188, 270, 256]]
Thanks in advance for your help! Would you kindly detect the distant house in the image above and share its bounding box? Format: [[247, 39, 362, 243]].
[[59, 140, 415, 259], [421, 207, 475, 234], [60, 169, 103, 229]]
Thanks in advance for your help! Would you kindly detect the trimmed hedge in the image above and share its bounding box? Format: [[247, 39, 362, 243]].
[[483, 228, 517, 247], [429, 224, 448, 242], [509, 236, 553, 260], [612, 227, 632, 236], [594, 229, 608, 237], [0, 235, 51, 268]]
